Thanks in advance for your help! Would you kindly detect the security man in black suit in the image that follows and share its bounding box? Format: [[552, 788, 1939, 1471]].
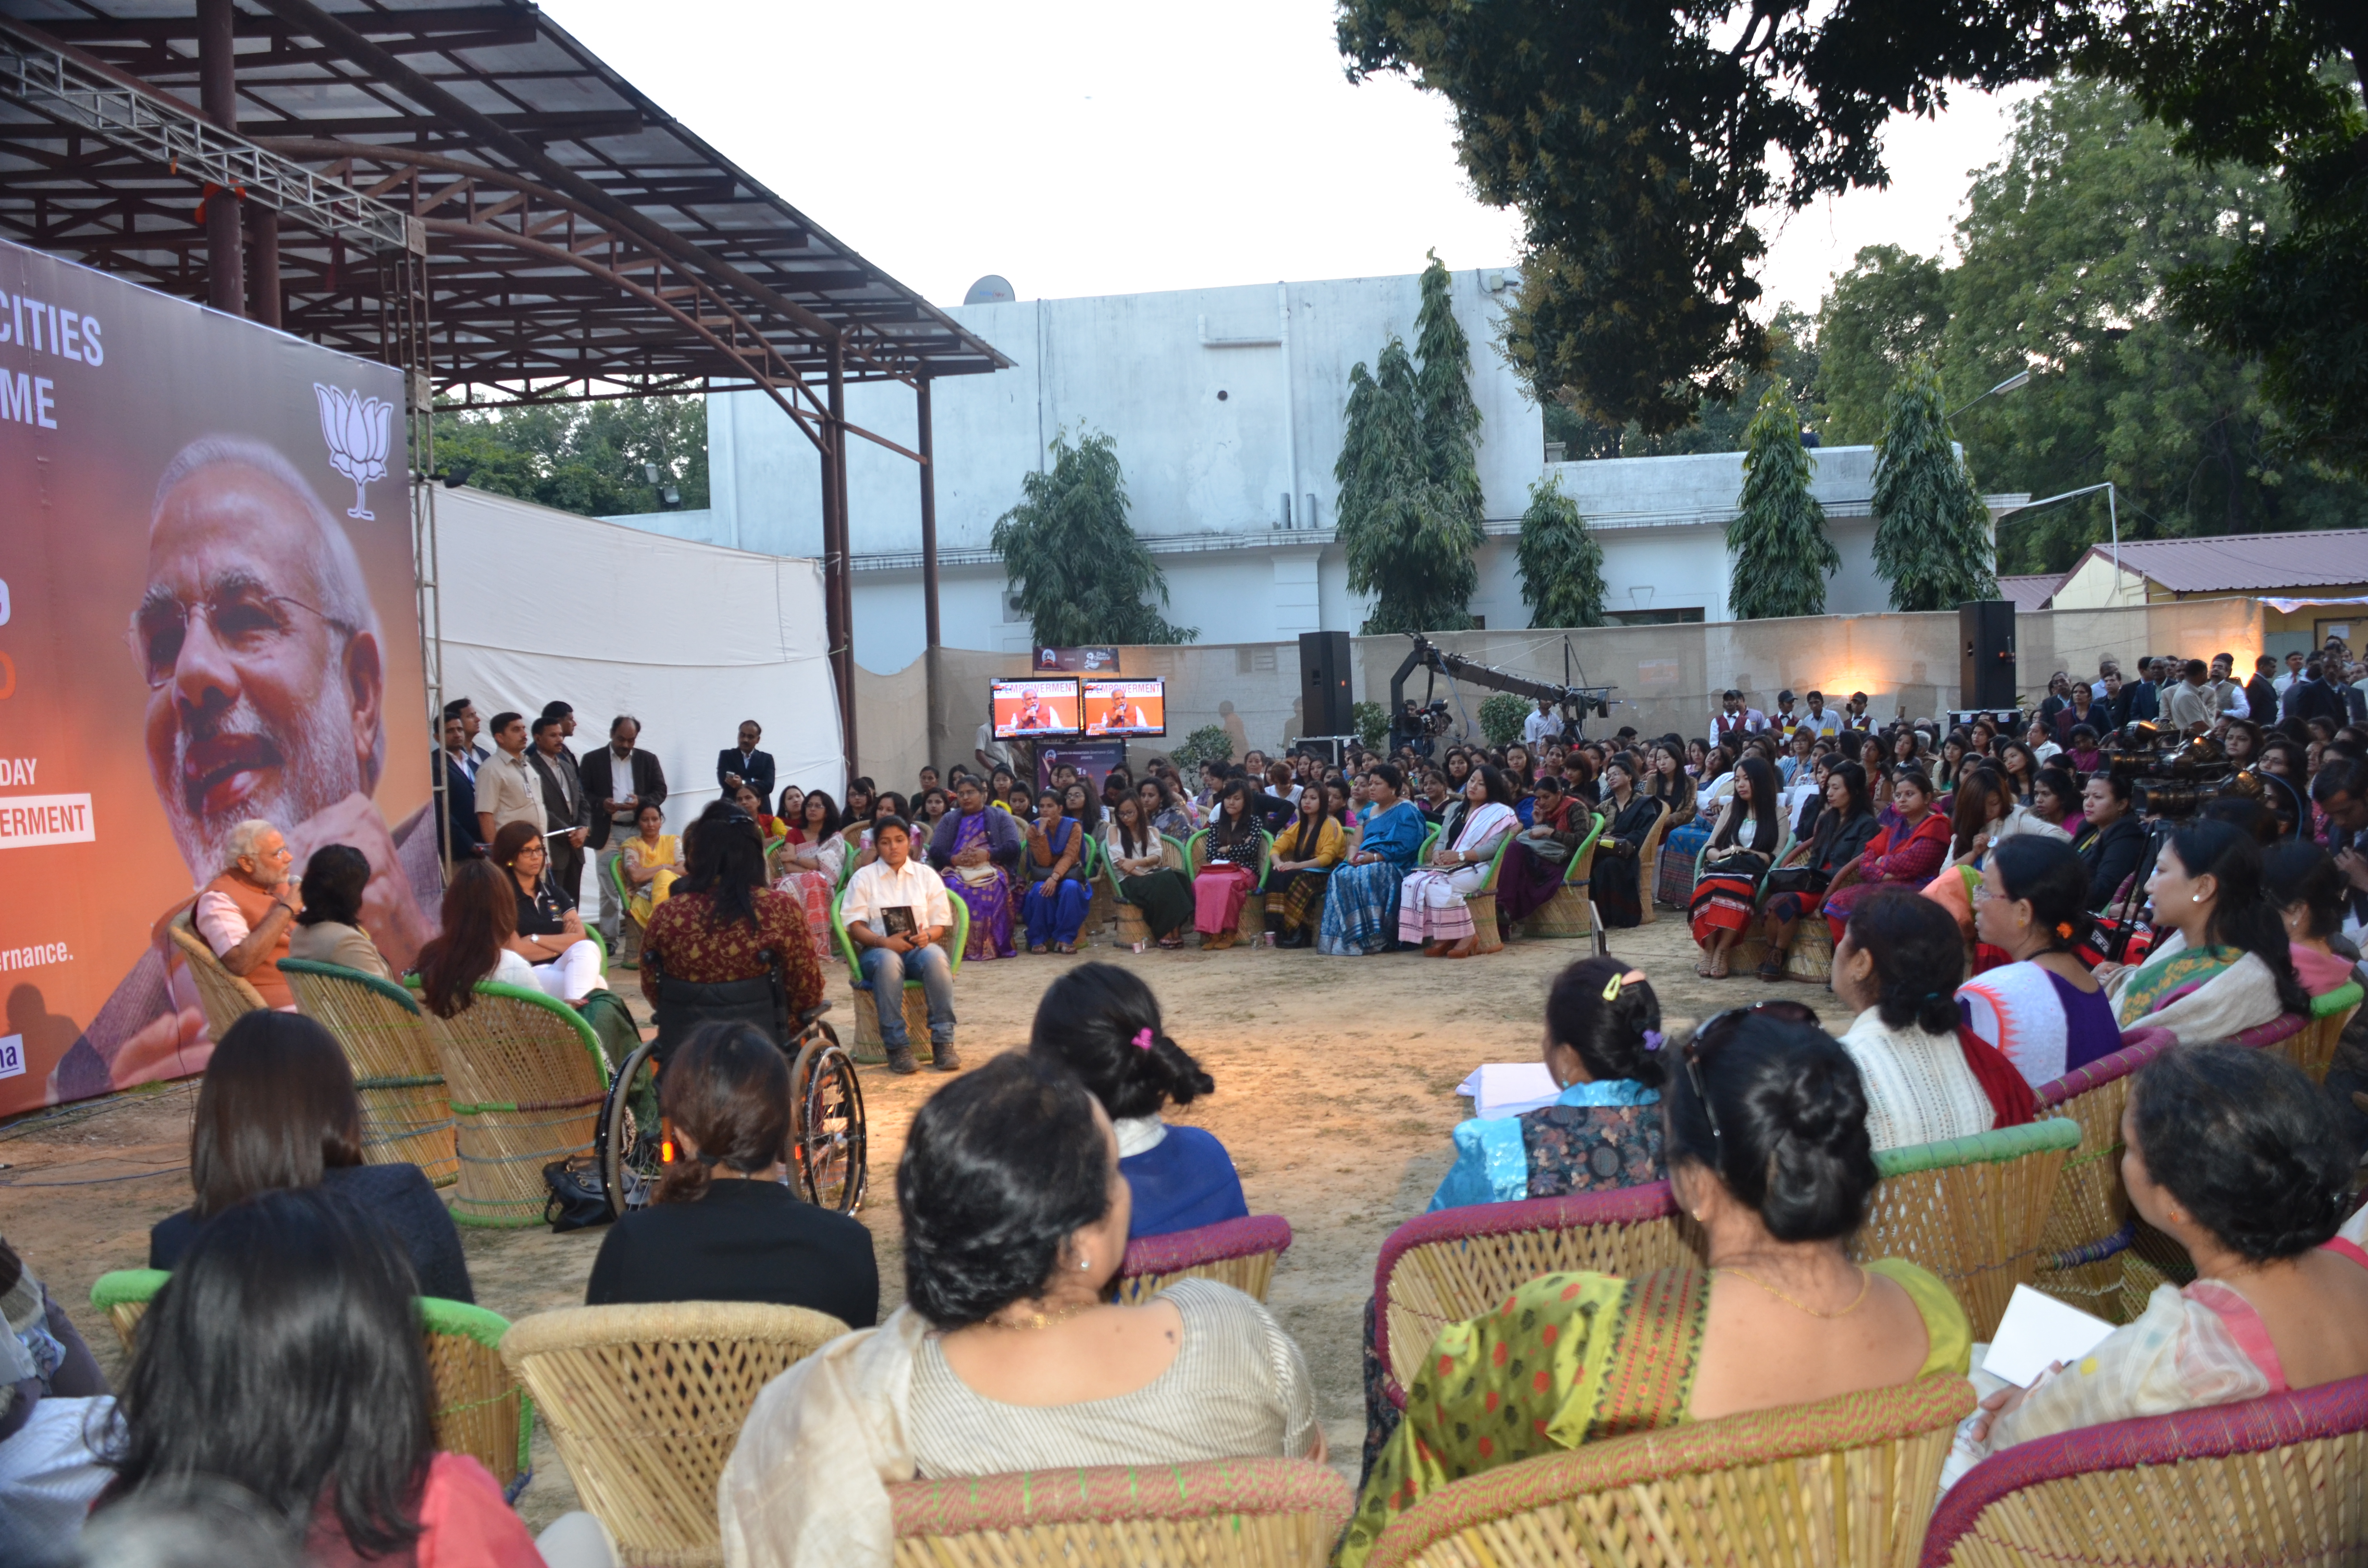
[[717, 720, 776, 806]]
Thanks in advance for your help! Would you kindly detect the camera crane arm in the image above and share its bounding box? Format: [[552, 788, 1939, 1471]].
[[1385, 634, 1617, 734]]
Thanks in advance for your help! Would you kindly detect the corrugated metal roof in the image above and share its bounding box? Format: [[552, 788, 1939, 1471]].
[[2073, 530, 2368, 593], [1995, 573, 2063, 612]]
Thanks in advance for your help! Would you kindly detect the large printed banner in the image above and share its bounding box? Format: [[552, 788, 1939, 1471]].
[[0, 239, 433, 1115]]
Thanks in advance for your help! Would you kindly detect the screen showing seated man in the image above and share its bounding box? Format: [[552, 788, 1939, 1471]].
[[991, 679, 1080, 738], [1084, 679, 1166, 737]]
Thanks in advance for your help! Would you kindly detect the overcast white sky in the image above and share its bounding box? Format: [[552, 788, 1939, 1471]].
[[543, 0, 2033, 318]]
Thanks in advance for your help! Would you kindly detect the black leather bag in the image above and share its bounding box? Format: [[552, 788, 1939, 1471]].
[[543, 1155, 612, 1232]]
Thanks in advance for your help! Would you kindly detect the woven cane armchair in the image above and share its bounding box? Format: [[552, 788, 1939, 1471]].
[[1116, 1214, 1294, 1304], [1186, 827, 1276, 942], [1514, 810, 1611, 940], [888, 1458, 1353, 1568], [1103, 833, 1190, 947], [1850, 1119, 2082, 1341], [282, 956, 456, 1187], [1373, 1183, 1702, 1408], [1921, 1372, 2368, 1568], [501, 1301, 850, 1568], [1636, 806, 1672, 926], [421, 980, 611, 1228], [91, 1270, 532, 1499], [164, 909, 267, 1042], [2024, 1028, 2177, 1322], [1365, 1375, 1976, 1568], [2289, 980, 2364, 1082]]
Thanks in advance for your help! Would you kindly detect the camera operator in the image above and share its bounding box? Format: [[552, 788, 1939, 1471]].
[[1389, 698, 1429, 760]]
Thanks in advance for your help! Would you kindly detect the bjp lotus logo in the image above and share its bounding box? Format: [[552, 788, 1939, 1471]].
[[314, 383, 394, 521]]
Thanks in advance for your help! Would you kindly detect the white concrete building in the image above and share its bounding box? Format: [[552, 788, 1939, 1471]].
[[615, 268, 2025, 668]]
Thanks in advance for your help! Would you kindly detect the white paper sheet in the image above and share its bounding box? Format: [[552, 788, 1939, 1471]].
[[1982, 1284, 2118, 1387], [1453, 1062, 1561, 1120]]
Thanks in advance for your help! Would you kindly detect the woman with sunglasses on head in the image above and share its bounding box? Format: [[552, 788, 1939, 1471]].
[[1831, 888, 2023, 1150], [1340, 1004, 1969, 1568]]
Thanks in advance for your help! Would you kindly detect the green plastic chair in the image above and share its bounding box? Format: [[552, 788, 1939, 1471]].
[[1185, 827, 1275, 943], [830, 884, 971, 1060], [423, 981, 611, 1228], [280, 957, 456, 1187], [89, 1270, 535, 1501]]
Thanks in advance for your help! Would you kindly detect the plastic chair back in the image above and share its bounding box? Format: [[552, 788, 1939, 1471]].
[[1116, 1215, 1293, 1304], [889, 1458, 1352, 1568], [282, 956, 456, 1186]]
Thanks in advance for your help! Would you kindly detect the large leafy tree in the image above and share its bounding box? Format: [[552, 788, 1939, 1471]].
[[433, 395, 707, 516], [1728, 384, 1838, 619], [991, 430, 1195, 647], [1816, 249, 1950, 444], [1336, 0, 2364, 464], [1335, 339, 1480, 633], [1872, 358, 2000, 610], [1414, 251, 1485, 539], [1514, 475, 1608, 628], [1543, 306, 1824, 459]]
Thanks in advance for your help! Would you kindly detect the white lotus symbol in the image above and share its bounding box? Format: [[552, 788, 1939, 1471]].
[[314, 383, 394, 521]]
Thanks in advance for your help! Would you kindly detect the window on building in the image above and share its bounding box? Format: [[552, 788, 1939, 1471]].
[[1236, 646, 1278, 675], [1606, 608, 1706, 627]]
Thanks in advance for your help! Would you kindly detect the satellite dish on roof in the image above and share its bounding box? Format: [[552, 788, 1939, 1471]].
[[963, 275, 1016, 305]]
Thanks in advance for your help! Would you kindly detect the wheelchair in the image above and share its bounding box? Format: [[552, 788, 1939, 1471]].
[[594, 955, 868, 1218]]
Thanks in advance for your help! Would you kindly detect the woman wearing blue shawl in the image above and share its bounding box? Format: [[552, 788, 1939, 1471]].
[[1319, 764, 1426, 955]]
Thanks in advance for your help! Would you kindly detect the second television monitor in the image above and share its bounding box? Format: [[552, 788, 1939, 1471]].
[[991, 677, 1081, 738], [1084, 677, 1165, 737]]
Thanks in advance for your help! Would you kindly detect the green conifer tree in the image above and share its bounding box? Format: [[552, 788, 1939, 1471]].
[[1334, 339, 1478, 633], [1872, 357, 2000, 611], [1727, 383, 1839, 619], [1415, 251, 1486, 544], [991, 429, 1196, 647], [1514, 474, 1607, 627]]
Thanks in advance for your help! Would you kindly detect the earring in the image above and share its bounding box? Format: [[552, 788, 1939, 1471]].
[[1078, 1256, 1091, 1270], [2192, 893, 2204, 903]]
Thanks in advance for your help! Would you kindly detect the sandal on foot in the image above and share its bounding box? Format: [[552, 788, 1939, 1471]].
[[1757, 957, 1784, 982]]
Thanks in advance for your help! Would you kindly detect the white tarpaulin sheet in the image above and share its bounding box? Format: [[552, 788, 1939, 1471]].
[[435, 488, 842, 898]]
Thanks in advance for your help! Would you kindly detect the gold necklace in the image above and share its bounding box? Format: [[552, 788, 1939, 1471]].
[[1718, 1264, 1872, 1319], [986, 1300, 1097, 1332]]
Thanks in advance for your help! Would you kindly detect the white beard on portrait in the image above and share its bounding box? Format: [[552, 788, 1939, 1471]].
[[160, 693, 364, 884]]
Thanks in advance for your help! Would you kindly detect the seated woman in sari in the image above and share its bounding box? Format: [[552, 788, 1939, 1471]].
[[734, 783, 784, 842], [1833, 889, 2018, 1150], [2266, 843, 2362, 996], [1752, 760, 1878, 980], [1688, 755, 1783, 978], [1957, 1046, 2368, 1487], [2102, 819, 2312, 1043], [1264, 784, 1345, 949], [1400, 766, 1521, 957], [1648, 743, 1702, 908], [1341, 1006, 1969, 1565], [1193, 782, 1265, 951], [1499, 772, 1595, 926], [1019, 788, 1092, 955], [1958, 836, 2122, 1086], [1586, 760, 1668, 928], [926, 776, 1023, 960], [1320, 764, 1425, 956], [1104, 793, 1194, 950], [771, 788, 846, 966], [1819, 767, 1949, 942], [620, 801, 685, 931]]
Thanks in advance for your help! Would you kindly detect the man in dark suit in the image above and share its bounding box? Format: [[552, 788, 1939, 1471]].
[[530, 712, 592, 901], [717, 720, 776, 806], [436, 711, 484, 863], [580, 715, 669, 947], [2286, 660, 2349, 730], [2245, 654, 2282, 726], [541, 700, 582, 770]]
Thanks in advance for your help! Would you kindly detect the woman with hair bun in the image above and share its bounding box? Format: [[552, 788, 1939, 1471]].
[[1026, 963, 1245, 1238], [1340, 1007, 1969, 1568], [721, 1054, 1319, 1565], [2104, 819, 2312, 1043], [1831, 888, 2011, 1149], [1959, 1046, 2368, 1479], [583, 1022, 877, 1325], [1427, 956, 1668, 1210], [1957, 835, 2122, 1086]]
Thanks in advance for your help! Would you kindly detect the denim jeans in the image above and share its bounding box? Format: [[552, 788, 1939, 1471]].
[[857, 940, 956, 1047]]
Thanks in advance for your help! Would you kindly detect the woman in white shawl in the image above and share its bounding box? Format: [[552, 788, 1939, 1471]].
[[2099, 819, 2312, 1046], [720, 1053, 1319, 1568], [1397, 764, 1521, 958], [1949, 1046, 2368, 1490]]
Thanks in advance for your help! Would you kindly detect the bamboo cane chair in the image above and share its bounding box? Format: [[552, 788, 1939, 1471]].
[[1921, 1372, 2368, 1568], [501, 1301, 850, 1568], [1848, 1119, 2082, 1341], [608, 852, 646, 967], [1187, 827, 1276, 943], [1105, 833, 1189, 947], [1115, 1214, 1294, 1304], [1515, 811, 1612, 939], [281, 957, 456, 1187], [1636, 805, 1672, 925], [164, 909, 267, 1042], [2289, 980, 2364, 1082], [1364, 1375, 1976, 1568], [1373, 1183, 1703, 1409], [888, 1458, 1353, 1568], [829, 890, 969, 1062], [1459, 828, 1519, 954], [1727, 835, 1838, 980], [2026, 1029, 2178, 1322], [91, 1270, 533, 1500], [421, 980, 611, 1228]]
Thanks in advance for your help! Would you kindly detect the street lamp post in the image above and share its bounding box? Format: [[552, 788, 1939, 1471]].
[[1999, 480, 2122, 584], [1949, 369, 2033, 421]]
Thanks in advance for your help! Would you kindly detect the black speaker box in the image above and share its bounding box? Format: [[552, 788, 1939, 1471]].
[[1299, 630, 1354, 738], [1959, 600, 2017, 710]]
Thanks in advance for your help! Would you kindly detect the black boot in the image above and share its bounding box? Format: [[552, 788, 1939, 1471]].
[[930, 1042, 963, 1072], [885, 1045, 919, 1076]]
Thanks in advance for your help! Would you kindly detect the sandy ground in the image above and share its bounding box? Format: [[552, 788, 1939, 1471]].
[[0, 908, 1801, 1527]]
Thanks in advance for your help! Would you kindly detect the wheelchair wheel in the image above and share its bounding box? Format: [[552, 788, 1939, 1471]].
[[597, 1038, 666, 1221], [789, 1026, 867, 1213]]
